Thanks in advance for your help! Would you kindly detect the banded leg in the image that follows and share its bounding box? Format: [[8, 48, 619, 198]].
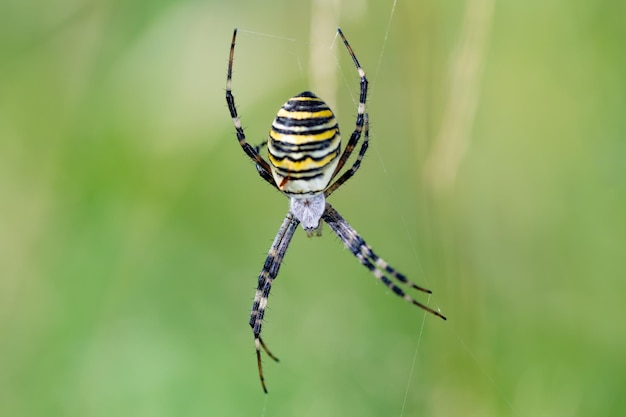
[[329, 28, 369, 181], [249, 212, 300, 393], [322, 204, 446, 320], [325, 113, 369, 197], [226, 28, 278, 189]]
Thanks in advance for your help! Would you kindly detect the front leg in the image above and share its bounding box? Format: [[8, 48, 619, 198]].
[[225, 28, 278, 189]]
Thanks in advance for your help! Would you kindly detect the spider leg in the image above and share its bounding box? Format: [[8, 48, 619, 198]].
[[254, 141, 268, 154], [249, 212, 300, 393], [329, 28, 369, 182], [322, 204, 446, 320], [325, 113, 369, 197], [226, 28, 278, 190]]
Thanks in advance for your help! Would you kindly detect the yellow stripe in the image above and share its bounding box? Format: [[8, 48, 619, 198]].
[[276, 108, 333, 120], [291, 96, 322, 101], [268, 151, 338, 172], [270, 128, 338, 144]]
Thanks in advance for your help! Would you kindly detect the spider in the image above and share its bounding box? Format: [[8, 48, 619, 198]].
[[225, 28, 446, 393]]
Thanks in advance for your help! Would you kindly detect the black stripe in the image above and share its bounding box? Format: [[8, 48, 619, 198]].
[[274, 115, 335, 128], [270, 148, 339, 164], [284, 188, 324, 195], [270, 136, 339, 153], [283, 102, 330, 112], [270, 123, 338, 137], [272, 169, 325, 181], [283, 94, 329, 109], [294, 91, 318, 99]]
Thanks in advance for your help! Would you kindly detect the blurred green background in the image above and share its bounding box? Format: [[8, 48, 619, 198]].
[[1, 0, 625, 416]]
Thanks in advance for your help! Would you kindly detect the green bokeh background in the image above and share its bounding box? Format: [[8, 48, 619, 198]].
[[1, 1, 624, 416]]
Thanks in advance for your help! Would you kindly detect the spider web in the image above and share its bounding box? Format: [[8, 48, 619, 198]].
[[370, 4, 439, 415], [242, 0, 514, 415], [332, 1, 517, 416]]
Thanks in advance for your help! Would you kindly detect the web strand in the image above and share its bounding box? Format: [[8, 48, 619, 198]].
[[242, 2, 514, 414]]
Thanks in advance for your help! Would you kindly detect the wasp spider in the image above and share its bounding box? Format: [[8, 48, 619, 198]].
[[225, 28, 446, 393]]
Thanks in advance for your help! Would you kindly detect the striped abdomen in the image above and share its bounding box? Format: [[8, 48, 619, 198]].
[[267, 91, 341, 197]]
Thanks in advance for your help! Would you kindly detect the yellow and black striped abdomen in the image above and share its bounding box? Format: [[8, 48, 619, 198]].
[[267, 91, 341, 197]]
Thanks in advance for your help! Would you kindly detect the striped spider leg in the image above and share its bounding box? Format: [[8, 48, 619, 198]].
[[225, 27, 445, 393], [225, 29, 280, 191], [248, 212, 300, 392], [322, 204, 447, 320]]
